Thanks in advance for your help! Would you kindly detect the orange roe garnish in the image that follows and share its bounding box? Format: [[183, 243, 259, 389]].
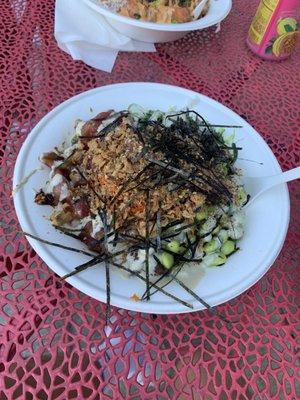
[[130, 293, 141, 302]]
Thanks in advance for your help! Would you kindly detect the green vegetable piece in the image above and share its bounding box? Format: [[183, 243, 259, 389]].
[[196, 209, 208, 221], [166, 240, 184, 254], [203, 239, 219, 254], [221, 240, 235, 255], [237, 187, 248, 206], [225, 133, 235, 146], [212, 225, 220, 235], [199, 217, 217, 235], [218, 163, 228, 175], [212, 253, 227, 266], [220, 214, 230, 227], [71, 136, 78, 145], [159, 252, 174, 269], [196, 205, 215, 222], [215, 128, 226, 136], [218, 229, 229, 243]]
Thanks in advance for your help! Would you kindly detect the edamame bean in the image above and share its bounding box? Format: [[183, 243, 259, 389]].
[[166, 240, 184, 254], [196, 209, 208, 221], [195, 205, 215, 222], [159, 252, 174, 269], [203, 239, 219, 254], [212, 253, 227, 266], [221, 240, 235, 255]]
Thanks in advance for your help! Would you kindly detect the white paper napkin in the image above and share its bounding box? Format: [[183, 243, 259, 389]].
[[55, 0, 156, 73]]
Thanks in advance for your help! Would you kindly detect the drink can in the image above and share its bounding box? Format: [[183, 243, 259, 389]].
[[247, 0, 300, 60]]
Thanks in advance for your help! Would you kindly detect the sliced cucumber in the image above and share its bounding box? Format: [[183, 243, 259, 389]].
[[213, 253, 227, 266]]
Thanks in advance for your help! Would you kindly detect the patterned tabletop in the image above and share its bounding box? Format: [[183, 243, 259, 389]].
[[0, 1, 299, 399]]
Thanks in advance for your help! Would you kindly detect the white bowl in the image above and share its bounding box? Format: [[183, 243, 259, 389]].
[[82, 0, 232, 43], [13, 82, 290, 314]]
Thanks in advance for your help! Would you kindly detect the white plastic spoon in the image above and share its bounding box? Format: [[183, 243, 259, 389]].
[[192, 0, 208, 20], [243, 166, 300, 208]]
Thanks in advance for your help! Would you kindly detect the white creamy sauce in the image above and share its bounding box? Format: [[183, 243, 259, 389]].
[[49, 161, 63, 178], [124, 248, 154, 272], [53, 121, 83, 158], [44, 173, 63, 194], [75, 120, 85, 136], [124, 251, 144, 272], [57, 120, 84, 157], [96, 115, 118, 133], [70, 216, 92, 230], [91, 214, 104, 238], [119, 248, 156, 277], [59, 183, 69, 201], [12, 167, 43, 196], [63, 143, 79, 159]]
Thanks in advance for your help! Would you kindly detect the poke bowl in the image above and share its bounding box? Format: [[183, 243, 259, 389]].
[[12, 82, 290, 315], [83, 0, 232, 43]]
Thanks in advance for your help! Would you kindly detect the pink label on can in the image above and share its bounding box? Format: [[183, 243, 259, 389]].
[[247, 0, 300, 60]]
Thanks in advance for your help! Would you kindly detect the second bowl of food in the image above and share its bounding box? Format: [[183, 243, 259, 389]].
[[83, 0, 232, 43]]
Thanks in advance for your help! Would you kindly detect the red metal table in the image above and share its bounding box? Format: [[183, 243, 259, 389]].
[[0, 1, 299, 399]]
